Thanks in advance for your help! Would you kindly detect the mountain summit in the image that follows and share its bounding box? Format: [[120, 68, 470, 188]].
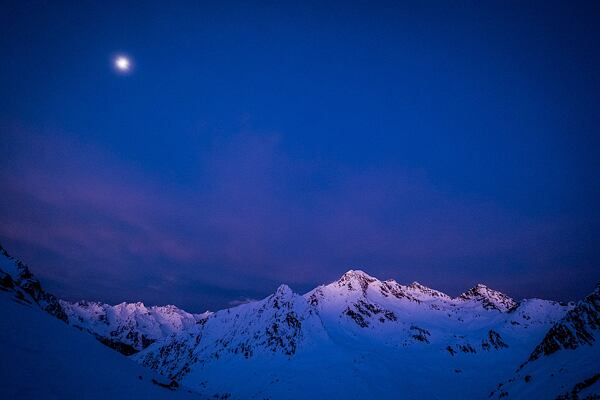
[[135, 270, 584, 399], [0, 246, 596, 400], [459, 283, 518, 312]]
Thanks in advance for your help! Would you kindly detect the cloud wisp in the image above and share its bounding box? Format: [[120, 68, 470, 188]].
[[0, 126, 595, 310]]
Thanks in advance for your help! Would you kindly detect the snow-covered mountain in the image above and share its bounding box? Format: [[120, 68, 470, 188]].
[[61, 300, 211, 354], [0, 244, 208, 355], [490, 284, 600, 399], [1, 244, 597, 399], [134, 269, 582, 399], [0, 282, 201, 399], [458, 282, 518, 312]]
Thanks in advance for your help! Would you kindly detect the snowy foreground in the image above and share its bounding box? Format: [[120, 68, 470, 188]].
[[0, 289, 200, 399], [1, 244, 598, 399]]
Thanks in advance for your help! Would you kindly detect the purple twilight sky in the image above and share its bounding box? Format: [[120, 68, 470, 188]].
[[1, 1, 599, 311]]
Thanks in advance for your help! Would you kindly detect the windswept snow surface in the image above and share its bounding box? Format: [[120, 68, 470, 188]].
[[0, 293, 201, 399], [136, 270, 577, 399]]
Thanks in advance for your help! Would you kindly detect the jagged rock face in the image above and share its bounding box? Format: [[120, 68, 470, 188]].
[[0, 245, 68, 322], [459, 284, 518, 312], [344, 299, 398, 327], [307, 270, 527, 338], [490, 285, 600, 399], [407, 281, 451, 300], [61, 300, 210, 354], [483, 330, 509, 350], [379, 279, 421, 302], [336, 269, 378, 295], [555, 374, 600, 400], [528, 284, 600, 362], [135, 284, 327, 384]]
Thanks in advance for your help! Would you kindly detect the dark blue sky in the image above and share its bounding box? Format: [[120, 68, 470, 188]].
[[1, 1, 599, 311]]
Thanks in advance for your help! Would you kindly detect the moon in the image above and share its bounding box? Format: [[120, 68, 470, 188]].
[[114, 55, 131, 72]]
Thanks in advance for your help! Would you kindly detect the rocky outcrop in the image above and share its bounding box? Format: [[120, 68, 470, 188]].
[[135, 283, 323, 382], [490, 285, 600, 399], [0, 244, 68, 322], [527, 284, 600, 363], [459, 284, 518, 312]]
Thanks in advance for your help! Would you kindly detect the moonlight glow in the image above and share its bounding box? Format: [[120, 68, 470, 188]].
[[114, 56, 131, 72]]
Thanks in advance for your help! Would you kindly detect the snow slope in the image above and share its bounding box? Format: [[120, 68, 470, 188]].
[[135, 270, 575, 399], [0, 244, 210, 356], [490, 284, 600, 399], [0, 290, 201, 399]]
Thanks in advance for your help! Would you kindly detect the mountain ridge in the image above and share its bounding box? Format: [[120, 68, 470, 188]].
[[134, 268, 580, 399], [490, 284, 600, 399], [1, 244, 597, 399]]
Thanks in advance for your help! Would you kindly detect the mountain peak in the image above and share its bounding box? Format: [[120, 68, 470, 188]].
[[341, 269, 376, 280], [459, 284, 517, 312], [269, 284, 296, 304], [114, 301, 149, 313], [336, 269, 378, 294], [275, 284, 293, 298]]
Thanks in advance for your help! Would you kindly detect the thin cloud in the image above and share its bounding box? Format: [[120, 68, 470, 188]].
[[228, 298, 259, 306], [0, 126, 595, 309]]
